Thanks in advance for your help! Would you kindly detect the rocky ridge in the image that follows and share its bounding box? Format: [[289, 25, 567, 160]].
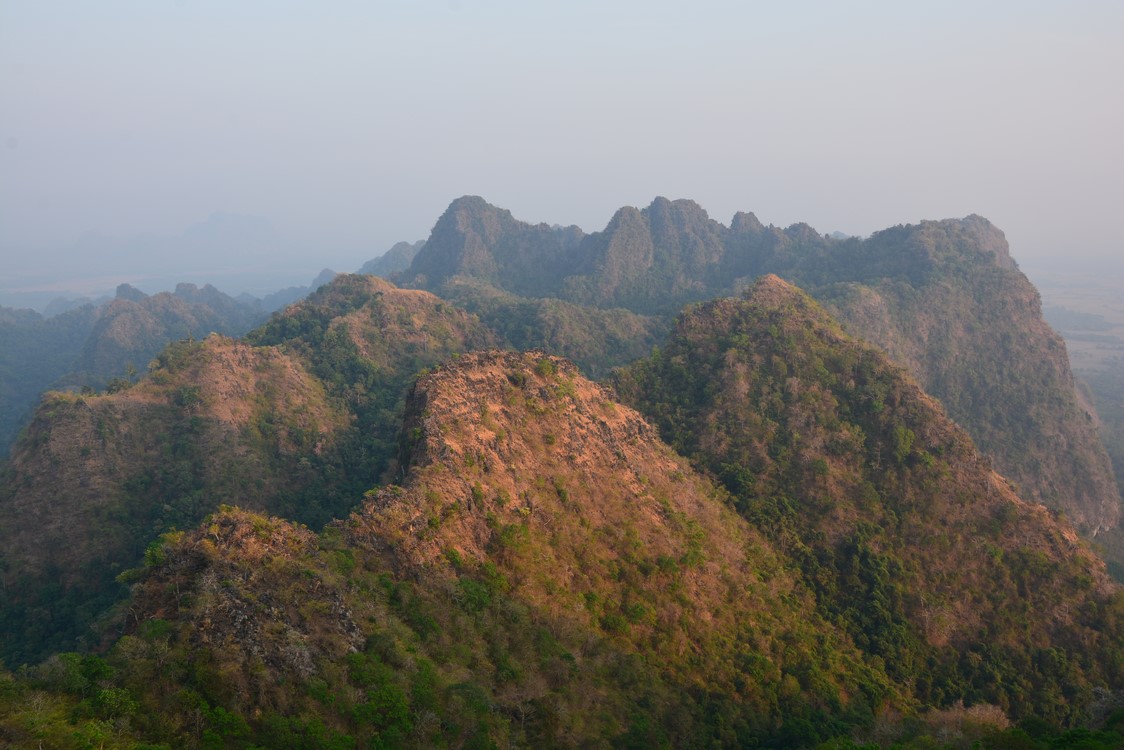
[[397, 196, 1121, 534]]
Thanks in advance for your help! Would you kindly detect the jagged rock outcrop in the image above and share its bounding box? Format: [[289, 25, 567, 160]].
[[402, 196, 585, 296], [125, 508, 364, 713]]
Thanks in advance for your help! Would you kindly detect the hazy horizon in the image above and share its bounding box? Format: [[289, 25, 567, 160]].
[[3, 1, 1122, 305]]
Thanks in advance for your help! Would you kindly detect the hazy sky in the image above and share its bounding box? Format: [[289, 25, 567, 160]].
[[2, 1, 1122, 298]]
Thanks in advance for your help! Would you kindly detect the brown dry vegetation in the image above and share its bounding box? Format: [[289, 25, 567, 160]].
[[346, 350, 888, 712]]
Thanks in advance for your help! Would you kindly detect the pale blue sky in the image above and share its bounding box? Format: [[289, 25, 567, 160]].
[[1, 1, 1122, 297]]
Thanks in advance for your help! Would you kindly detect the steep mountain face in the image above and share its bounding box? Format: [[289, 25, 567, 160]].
[[400, 197, 1120, 535], [815, 222, 1118, 534], [563, 198, 728, 313], [616, 276, 1124, 723], [0, 274, 495, 665]]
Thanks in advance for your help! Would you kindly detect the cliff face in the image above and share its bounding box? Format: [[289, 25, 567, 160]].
[[563, 198, 727, 312], [816, 220, 1120, 533], [616, 275, 1123, 722]]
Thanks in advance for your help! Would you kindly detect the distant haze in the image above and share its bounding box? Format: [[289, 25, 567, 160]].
[[2, 1, 1122, 304]]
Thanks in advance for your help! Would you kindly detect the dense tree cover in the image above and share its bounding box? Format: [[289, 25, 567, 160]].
[[436, 277, 668, 379], [615, 276, 1124, 726]]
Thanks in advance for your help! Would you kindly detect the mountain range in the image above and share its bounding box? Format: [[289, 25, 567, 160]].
[[1, 197, 1122, 749]]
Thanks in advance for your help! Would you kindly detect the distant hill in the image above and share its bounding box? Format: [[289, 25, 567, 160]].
[[359, 239, 426, 278], [258, 268, 339, 312], [0, 283, 269, 456], [435, 276, 669, 379], [68, 283, 268, 385], [401, 196, 586, 297], [0, 269, 358, 457], [0, 303, 103, 455]]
